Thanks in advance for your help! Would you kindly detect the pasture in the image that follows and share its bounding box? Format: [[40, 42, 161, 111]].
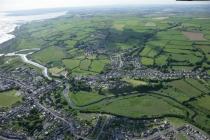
[[141, 57, 154, 65], [63, 59, 80, 70], [0, 90, 22, 108], [32, 46, 65, 64], [191, 95, 210, 112], [49, 67, 65, 76], [168, 80, 203, 98], [90, 59, 109, 73], [85, 94, 186, 118], [69, 91, 106, 106]]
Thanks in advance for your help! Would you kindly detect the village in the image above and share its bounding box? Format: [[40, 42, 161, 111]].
[[0, 61, 209, 140], [74, 53, 209, 90], [0, 4, 210, 139], [0, 67, 88, 139]]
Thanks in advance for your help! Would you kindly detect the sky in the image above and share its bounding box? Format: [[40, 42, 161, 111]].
[[0, 0, 210, 11]]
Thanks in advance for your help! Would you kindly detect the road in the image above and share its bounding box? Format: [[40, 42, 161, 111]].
[[34, 100, 91, 140], [96, 116, 111, 140], [0, 75, 91, 140]]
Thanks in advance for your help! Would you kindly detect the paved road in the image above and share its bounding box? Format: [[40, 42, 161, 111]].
[[96, 116, 111, 140], [34, 101, 91, 140], [0, 75, 90, 140]]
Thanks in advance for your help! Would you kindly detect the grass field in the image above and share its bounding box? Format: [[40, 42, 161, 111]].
[[72, 68, 97, 76], [169, 53, 201, 65], [32, 46, 65, 64], [115, 43, 133, 50], [176, 133, 188, 140], [191, 95, 210, 112], [140, 46, 152, 57], [90, 59, 109, 73], [145, 22, 156, 27], [196, 45, 210, 61], [2, 9, 210, 134], [0, 90, 22, 107], [146, 40, 168, 47], [85, 95, 186, 118], [160, 88, 190, 103], [168, 80, 202, 98], [49, 67, 65, 76], [122, 78, 148, 87], [164, 44, 193, 50], [80, 59, 91, 70], [171, 66, 194, 71], [193, 113, 210, 131], [164, 48, 193, 54], [69, 91, 106, 106], [185, 79, 209, 94], [141, 57, 154, 65], [112, 24, 125, 31], [63, 59, 80, 70], [155, 55, 168, 65]]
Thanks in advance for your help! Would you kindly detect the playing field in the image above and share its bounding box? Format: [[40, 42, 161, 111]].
[[0, 90, 22, 107]]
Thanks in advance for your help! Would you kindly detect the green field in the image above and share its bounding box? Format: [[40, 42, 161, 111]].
[[2, 7, 210, 135], [63, 59, 80, 70], [122, 78, 148, 87], [32, 46, 65, 64], [168, 80, 203, 98], [191, 95, 210, 113], [160, 88, 190, 103], [80, 59, 91, 70], [0, 90, 22, 107], [49, 67, 65, 76], [141, 57, 154, 65], [69, 91, 107, 106], [90, 59, 109, 73], [155, 55, 168, 65], [85, 95, 186, 118]]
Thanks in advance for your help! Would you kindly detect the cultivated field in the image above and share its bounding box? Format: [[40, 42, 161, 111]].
[[182, 31, 206, 41], [3, 9, 210, 133]]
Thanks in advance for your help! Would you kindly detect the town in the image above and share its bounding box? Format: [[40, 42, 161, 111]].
[[1, 4, 210, 140]]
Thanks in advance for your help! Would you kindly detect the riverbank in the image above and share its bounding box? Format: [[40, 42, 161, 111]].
[[1, 48, 52, 80]]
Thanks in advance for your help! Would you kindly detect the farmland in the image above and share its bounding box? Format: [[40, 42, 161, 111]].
[[1, 6, 210, 137], [84, 94, 187, 118], [3, 10, 210, 74], [69, 91, 107, 106]]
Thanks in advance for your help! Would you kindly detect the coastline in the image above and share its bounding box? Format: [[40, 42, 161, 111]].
[[0, 11, 67, 51]]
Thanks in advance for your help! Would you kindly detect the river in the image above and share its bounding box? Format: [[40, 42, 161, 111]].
[[0, 10, 68, 80], [1, 49, 52, 80]]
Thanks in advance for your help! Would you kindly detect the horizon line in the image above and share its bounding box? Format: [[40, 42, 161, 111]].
[[2, 2, 210, 13]]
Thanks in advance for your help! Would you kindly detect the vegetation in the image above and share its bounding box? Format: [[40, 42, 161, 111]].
[[69, 91, 107, 106], [0, 90, 22, 108], [2, 8, 210, 134], [84, 94, 187, 118]]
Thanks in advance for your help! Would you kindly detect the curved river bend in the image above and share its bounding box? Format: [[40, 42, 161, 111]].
[[1, 48, 52, 80]]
